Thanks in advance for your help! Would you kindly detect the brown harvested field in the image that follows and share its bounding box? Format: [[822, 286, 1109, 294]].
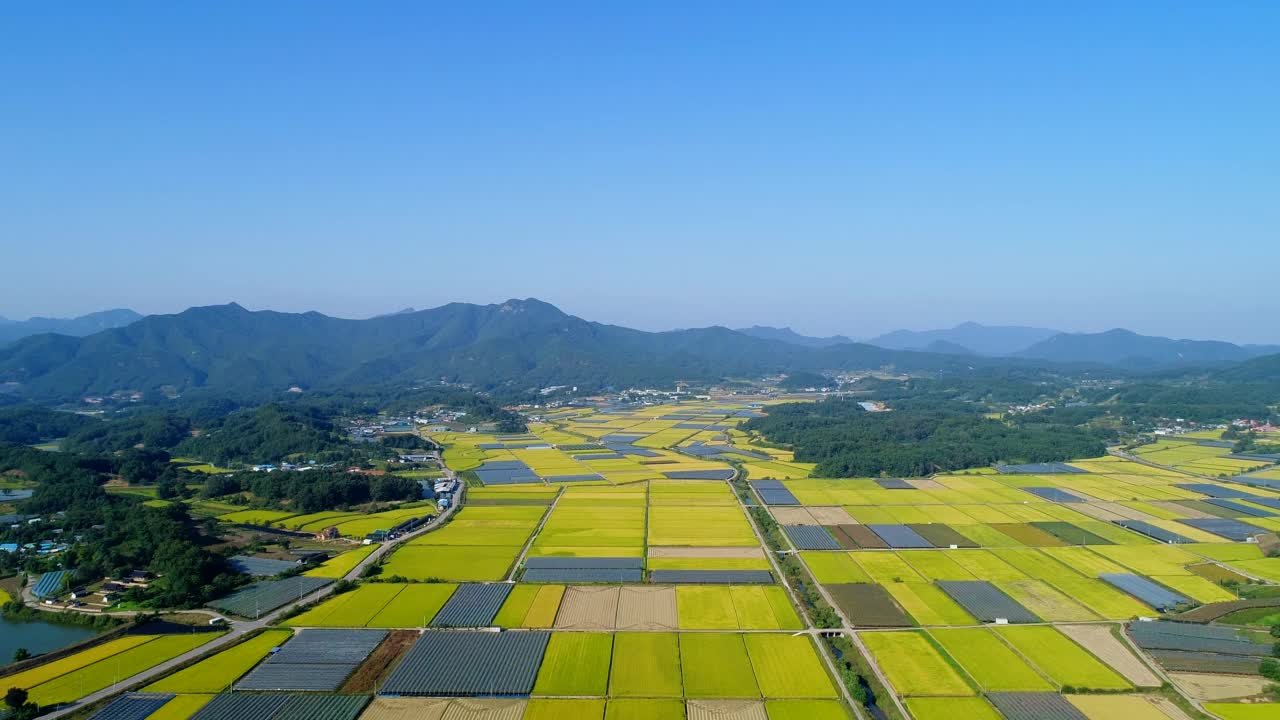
[[1100, 502, 1160, 522], [838, 524, 887, 549], [990, 523, 1066, 547], [909, 523, 978, 548], [906, 479, 946, 491], [341, 629, 419, 693], [1150, 501, 1216, 519], [1057, 624, 1161, 687], [770, 507, 819, 525], [807, 506, 857, 525], [827, 526, 859, 549], [649, 546, 765, 559], [1258, 533, 1280, 556], [827, 583, 912, 626], [361, 698, 450, 720], [555, 586, 620, 630], [1188, 562, 1249, 584], [441, 699, 527, 720], [1070, 503, 1130, 522], [1170, 672, 1272, 701], [616, 585, 677, 630], [686, 700, 767, 720]]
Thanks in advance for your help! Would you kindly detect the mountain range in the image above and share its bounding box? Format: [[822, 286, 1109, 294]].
[[735, 326, 855, 348], [1, 301, 1276, 401], [0, 309, 142, 346], [868, 322, 1060, 356], [0, 300, 991, 400], [761, 322, 1278, 369]]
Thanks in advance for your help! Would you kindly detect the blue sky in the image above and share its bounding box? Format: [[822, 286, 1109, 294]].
[[3, 3, 1277, 342]]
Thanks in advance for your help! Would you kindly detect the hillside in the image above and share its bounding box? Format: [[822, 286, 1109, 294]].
[[0, 309, 142, 346], [1017, 329, 1280, 369], [1215, 353, 1280, 382], [0, 299, 999, 400], [868, 322, 1059, 356]]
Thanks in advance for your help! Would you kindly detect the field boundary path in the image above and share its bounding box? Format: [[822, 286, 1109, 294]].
[[506, 485, 566, 581], [36, 482, 464, 719], [731, 468, 870, 720]]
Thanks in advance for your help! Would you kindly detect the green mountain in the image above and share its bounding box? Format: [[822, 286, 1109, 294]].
[[0, 299, 1000, 400], [1016, 329, 1280, 369]]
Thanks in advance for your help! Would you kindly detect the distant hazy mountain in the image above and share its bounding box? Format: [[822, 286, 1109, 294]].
[[0, 309, 143, 346], [1017, 329, 1280, 369], [869, 322, 1060, 356], [0, 300, 999, 400], [735, 326, 855, 348]]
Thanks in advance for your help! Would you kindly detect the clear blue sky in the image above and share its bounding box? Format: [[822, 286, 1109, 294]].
[[3, 3, 1277, 342]]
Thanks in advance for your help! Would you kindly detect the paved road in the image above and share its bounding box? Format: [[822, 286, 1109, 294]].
[[36, 482, 463, 719]]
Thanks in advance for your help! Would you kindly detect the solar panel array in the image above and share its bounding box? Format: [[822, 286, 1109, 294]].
[[1175, 483, 1257, 499], [1178, 517, 1263, 541], [1129, 620, 1273, 656], [1099, 574, 1188, 610], [1022, 487, 1087, 503], [936, 581, 1040, 623], [867, 524, 934, 549], [32, 569, 70, 599], [987, 693, 1088, 720], [272, 694, 371, 720], [995, 462, 1087, 475], [191, 694, 292, 720], [523, 568, 645, 582], [208, 576, 331, 618], [750, 480, 799, 505], [238, 629, 387, 692], [1238, 475, 1280, 491], [474, 460, 539, 486], [380, 630, 550, 696], [782, 524, 840, 550], [189, 693, 369, 720], [544, 474, 606, 483], [647, 570, 774, 584], [873, 478, 913, 490], [432, 584, 513, 627], [230, 555, 300, 577], [1204, 498, 1276, 518], [90, 693, 176, 720], [1148, 649, 1262, 675], [1111, 519, 1192, 544], [236, 664, 360, 692]]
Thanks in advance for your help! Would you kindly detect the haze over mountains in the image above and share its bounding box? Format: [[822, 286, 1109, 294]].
[[0, 309, 142, 346], [759, 322, 1280, 369], [1, 302, 1278, 401]]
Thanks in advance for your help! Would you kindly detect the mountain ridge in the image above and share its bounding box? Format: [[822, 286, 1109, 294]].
[[1017, 328, 1280, 368], [0, 309, 143, 346], [734, 326, 856, 348], [0, 299, 1000, 400], [868, 322, 1060, 356]]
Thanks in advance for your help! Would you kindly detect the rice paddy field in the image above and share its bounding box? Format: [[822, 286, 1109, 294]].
[[49, 399, 1280, 719], [1, 631, 224, 706]]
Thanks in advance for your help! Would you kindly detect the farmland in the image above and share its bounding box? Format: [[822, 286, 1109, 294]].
[[27, 398, 1280, 719]]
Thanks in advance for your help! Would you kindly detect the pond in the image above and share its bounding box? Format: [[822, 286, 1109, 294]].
[[0, 614, 100, 665]]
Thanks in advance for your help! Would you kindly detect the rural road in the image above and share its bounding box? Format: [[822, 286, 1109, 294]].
[[34, 481, 463, 719]]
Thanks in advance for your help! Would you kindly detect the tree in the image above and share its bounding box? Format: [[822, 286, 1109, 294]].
[[11, 647, 30, 662], [5, 687, 29, 709]]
